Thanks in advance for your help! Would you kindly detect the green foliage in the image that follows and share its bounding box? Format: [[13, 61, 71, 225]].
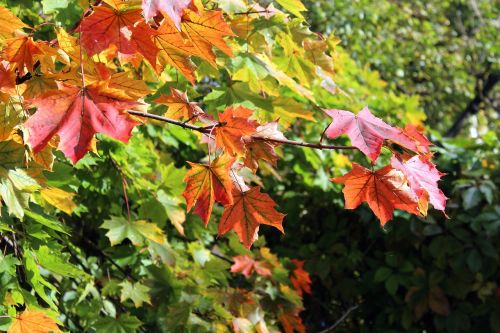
[[305, 0, 499, 134]]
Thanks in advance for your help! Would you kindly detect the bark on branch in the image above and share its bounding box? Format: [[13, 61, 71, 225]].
[[127, 110, 358, 151]]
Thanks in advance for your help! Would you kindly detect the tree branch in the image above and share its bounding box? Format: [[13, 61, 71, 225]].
[[127, 111, 358, 151], [317, 304, 359, 333], [444, 70, 500, 137]]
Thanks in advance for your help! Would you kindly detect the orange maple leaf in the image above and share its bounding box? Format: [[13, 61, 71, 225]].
[[278, 308, 306, 333], [219, 186, 285, 248], [3, 36, 43, 73], [183, 153, 234, 225], [155, 87, 203, 120], [8, 310, 61, 333], [181, 9, 234, 66], [332, 163, 420, 225], [154, 20, 197, 82], [78, 5, 159, 66], [0, 6, 28, 39], [215, 106, 258, 156]]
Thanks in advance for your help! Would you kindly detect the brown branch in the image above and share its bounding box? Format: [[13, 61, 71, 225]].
[[127, 111, 358, 151]]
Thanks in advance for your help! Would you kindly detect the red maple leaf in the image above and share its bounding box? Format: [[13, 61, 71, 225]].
[[218, 186, 285, 248], [332, 163, 420, 225], [25, 83, 139, 164], [324, 107, 418, 162], [290, 259, 311, 296], [78, 5, 158, 66]]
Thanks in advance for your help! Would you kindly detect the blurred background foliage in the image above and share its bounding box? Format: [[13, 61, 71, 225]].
[[0, 0, 498, 332]]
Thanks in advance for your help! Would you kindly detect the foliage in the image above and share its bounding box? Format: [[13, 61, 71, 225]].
[[0, 1, 497, 333], [305, 0, 499, 135]]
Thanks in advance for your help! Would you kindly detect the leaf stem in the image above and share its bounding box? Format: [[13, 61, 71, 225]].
[[127, 111, 358, 151]]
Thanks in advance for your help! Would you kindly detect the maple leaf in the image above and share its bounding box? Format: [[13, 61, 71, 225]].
[[101, 216, 166, 246], [230, 255, 272, 278], [8, 310, 61, 333], [183, 153, 234, 225], [153, 20, 197, 82], [403, 124, 433, 155], [142, 0, 196, 30], [290, 259, 311, 296], [243, 122, 286, 172], [155, 87, 203, 120], [0, 140, 41, 218], [3, 36, 43, 73], [78, 5, 159, 66], [215, 106, 258, 156], [324, 107, 418, 162], [25, 83, 139, 164], [219, 186, 285, 249], [181, 9, 235, 66], [0, 6, 27, 40], [278, 309, 306, 333], [391, 155, 447, 213], [0, 60, 16, 94], [332, 163, 420, 225]]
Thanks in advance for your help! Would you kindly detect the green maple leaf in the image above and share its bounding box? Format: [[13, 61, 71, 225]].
[[119, 281, 151, 308], [0, 140, 40, 218], [101, 216, 166, 246], [93, 314, 142, 333]]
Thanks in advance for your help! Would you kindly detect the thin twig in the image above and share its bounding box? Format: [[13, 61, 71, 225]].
[[127, 111, 358, 151], [317, 304, 359, 333]]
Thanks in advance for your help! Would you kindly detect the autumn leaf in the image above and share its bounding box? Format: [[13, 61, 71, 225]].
[[183, 153, 234, 225], [278, 308, 306, 333], [219, 186, 285, 248], [78, 5, 159, 66], [0, 6, 28, 40], [40, 187, 77, 215], [391, 155, 447, 214], [215, 106, 258, 156], [8, 309, 61, 333], [153, 20, 197, 82], [0, 60, 16, 94], [0, 98, 23, 141], [3, 36, 43, 73], [25, 83, 139, 164], [324, 107, 418, 162], [290, 260, 311, 296], [403, 124, 433, 155], [332, 163, 420, 225], [243, 122, 286, 172], [155, 87, 203, 120], [230, 255, 272, 278], [142, 0, 196, 30], [181, 9, 235, 66]]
